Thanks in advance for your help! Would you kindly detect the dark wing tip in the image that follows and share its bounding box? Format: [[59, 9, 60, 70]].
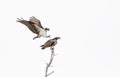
[[41, 47, 45, 49], [40, 45, 44, 47], [16, 18, 24, 22], [16, 18, 20, 22]]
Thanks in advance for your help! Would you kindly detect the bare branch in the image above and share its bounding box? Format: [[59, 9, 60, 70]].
[[47, 71, 54, 76], [45, 48, 55, 77], [50, 65, 53, 67]]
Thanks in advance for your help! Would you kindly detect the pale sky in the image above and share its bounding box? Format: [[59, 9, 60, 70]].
[[0, 0, 120, 77]]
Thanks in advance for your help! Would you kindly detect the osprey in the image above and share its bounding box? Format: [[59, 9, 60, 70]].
[[40, 37, 60, 50], [17, 16, 50, 40]]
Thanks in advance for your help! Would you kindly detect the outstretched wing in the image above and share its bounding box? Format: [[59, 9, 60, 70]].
[[17, 18, 39, 34], [29, 16, 44, 29]]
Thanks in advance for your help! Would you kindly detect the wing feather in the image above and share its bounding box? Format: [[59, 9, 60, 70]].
[[44, 39, 54, 48], [17, 18, 39, 34], [29, 16, 44, 29]]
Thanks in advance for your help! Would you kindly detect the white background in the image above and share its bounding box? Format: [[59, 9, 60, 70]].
[[0, 0, 120, 77]]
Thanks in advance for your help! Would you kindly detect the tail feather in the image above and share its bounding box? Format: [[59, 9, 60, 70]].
[[41, 47, 45, 49], [40, 45, 45, 49], [40, 45, 44, 47]]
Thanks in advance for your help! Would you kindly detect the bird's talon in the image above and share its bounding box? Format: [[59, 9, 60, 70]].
[[47, 35, 50, 38]]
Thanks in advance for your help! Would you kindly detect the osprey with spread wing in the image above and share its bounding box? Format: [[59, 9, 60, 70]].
[[17, 16, 50, 40]]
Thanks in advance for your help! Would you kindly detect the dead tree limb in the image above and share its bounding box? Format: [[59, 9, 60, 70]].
[[45, 48, 55, 77]]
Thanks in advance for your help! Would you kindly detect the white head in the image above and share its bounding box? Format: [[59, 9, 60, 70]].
[[53, 37, 61, 40]]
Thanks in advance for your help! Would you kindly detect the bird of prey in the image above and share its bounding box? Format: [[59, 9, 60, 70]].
[[17, 16, 50, 40], [40, 37, 60, 50]]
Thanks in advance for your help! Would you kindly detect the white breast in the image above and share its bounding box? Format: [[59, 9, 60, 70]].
[[53, 40, 57, 46], [40, 29, 47, 37]]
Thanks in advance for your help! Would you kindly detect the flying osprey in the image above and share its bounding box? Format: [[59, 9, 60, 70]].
[[17, 16, 50, 40], [40, 37, 60, 50]]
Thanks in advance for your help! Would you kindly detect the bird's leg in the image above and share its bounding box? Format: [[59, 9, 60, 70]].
[[33, 34, 39, 40], [38, 34, 42, 38], [46, 35, 50, 38], [50, 47, 56, 56], [50, 46, 54, 51], [33, 33, 42, 40]]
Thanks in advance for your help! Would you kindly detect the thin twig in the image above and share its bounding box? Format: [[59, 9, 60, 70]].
[[45, 48, 55, 77], [47, 71, 54, 76]]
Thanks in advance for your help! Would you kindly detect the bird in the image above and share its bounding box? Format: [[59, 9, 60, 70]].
[[16, 16, 50, 40], [40, 37, 60, 50]]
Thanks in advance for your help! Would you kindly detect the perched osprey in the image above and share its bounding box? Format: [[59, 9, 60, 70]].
[[17, 16, 50, 40], [40, 37, 60, 50]]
